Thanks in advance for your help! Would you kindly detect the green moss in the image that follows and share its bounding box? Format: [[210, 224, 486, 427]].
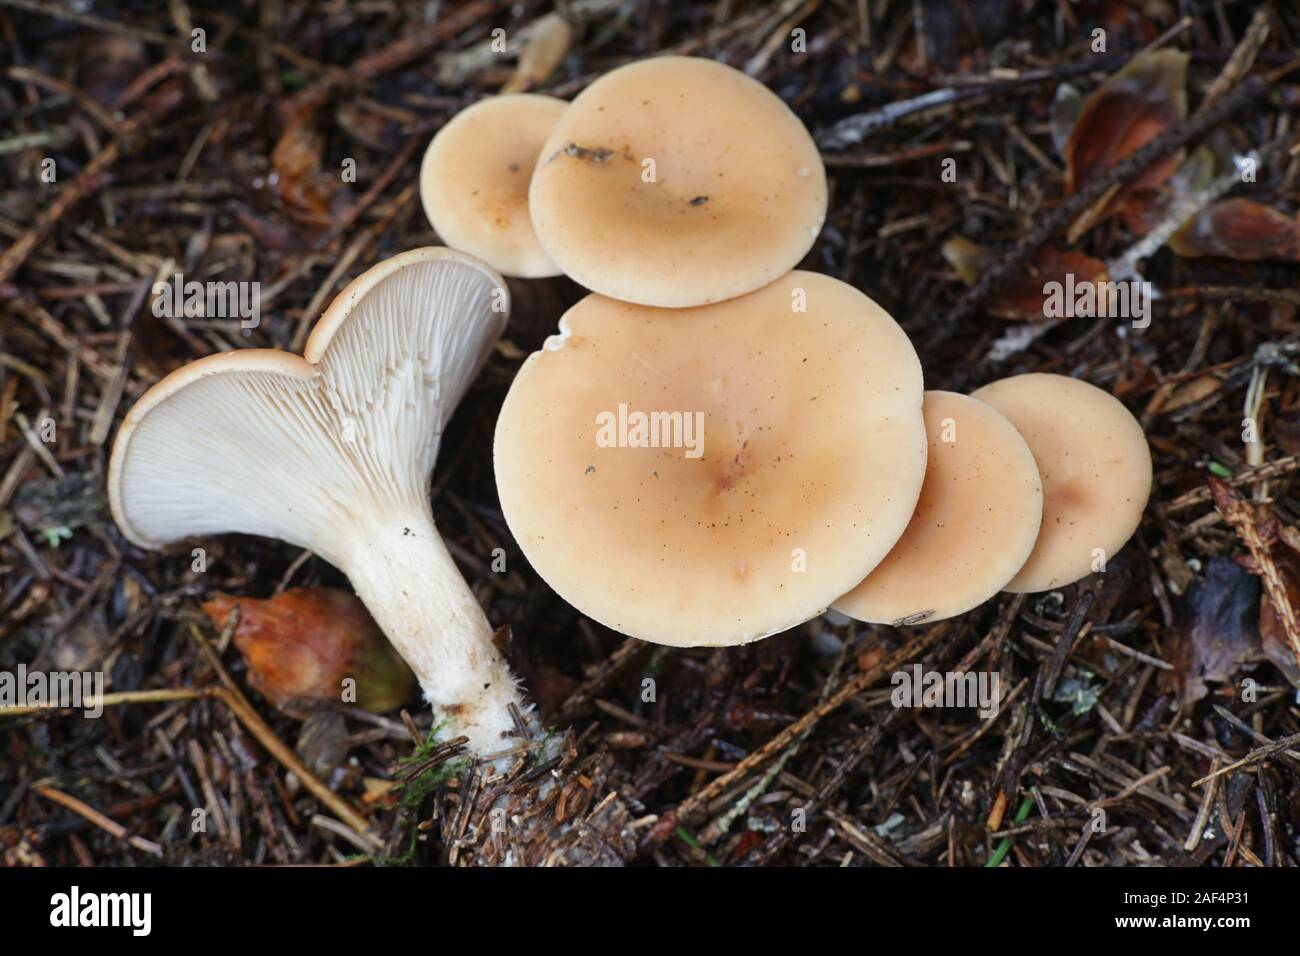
[[375, 727, 467, 866]]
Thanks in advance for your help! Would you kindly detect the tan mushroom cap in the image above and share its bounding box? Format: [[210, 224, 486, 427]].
[[834, 391, 1043, 625], [528, 56, 827, 308], [494, 271, 926, 646], [420, 94, 567, 278], [970, 373, 1152, 593]]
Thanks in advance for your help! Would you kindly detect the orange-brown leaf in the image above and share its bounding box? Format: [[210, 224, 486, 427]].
[[270, 109, 340, 225], [1064, 49, 1187, 222], [991, 247, 1109, 320], [943, 237, 1108, 321], [1170, 197, 1300, 261], [202, 587, 415, 714]]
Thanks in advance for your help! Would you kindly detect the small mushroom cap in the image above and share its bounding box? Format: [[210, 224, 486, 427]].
[[970, 373, 1152, 592], [109, 247, 508, 562], [528, 56, 827, 308], [493, 271, 926, 646], [420, 94, 567, 278], [834, 391, 1043, 625]]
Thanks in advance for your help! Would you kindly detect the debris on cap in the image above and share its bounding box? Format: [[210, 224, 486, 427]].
[[528, 56, 827, 308]]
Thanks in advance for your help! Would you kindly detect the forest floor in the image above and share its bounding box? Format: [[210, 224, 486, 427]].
[[2, 0, 1300, 867]]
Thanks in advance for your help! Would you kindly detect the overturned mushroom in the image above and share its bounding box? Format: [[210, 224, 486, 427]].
[[528, 56, 827, 308], [971, 372, 1152, 592], [420, 93, 568, 278], [835, 390, 1043, 625], [494, 272, 926, 645], [108, 248, 525, 755]]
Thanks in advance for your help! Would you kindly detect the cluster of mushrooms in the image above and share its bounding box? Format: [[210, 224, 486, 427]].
[[108, 56, 1153, 759]]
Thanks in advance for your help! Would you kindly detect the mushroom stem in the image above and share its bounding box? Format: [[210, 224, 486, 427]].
[[340, 506, 525, 755]]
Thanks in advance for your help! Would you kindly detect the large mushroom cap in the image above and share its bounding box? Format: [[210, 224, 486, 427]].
[[970, 373, 1152, 592], [420, 94, 567, 278], [528, 56, 827, 308], [109, 247, 508, 563], [835, 390, 1043, 625], [494, 271, 926, 646]]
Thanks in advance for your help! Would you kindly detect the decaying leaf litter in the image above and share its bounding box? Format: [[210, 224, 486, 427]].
[[2, 0, 1300, 867]]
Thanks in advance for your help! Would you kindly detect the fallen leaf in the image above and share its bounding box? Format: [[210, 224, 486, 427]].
[[1116, 143, 1218, 235], [943, 237, 1108, 320], [1162, 373, 1222, 413], [1166, 557, 1261, 705], [1170, 197, 1300, 261], [1064, 49, 1188, 229], [941, 236, 992, 285], [271, 106, 340, 226], [1211, 477, 1300, 686], [202, 587, 416, 714], [992, 247, 1110, 320]]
